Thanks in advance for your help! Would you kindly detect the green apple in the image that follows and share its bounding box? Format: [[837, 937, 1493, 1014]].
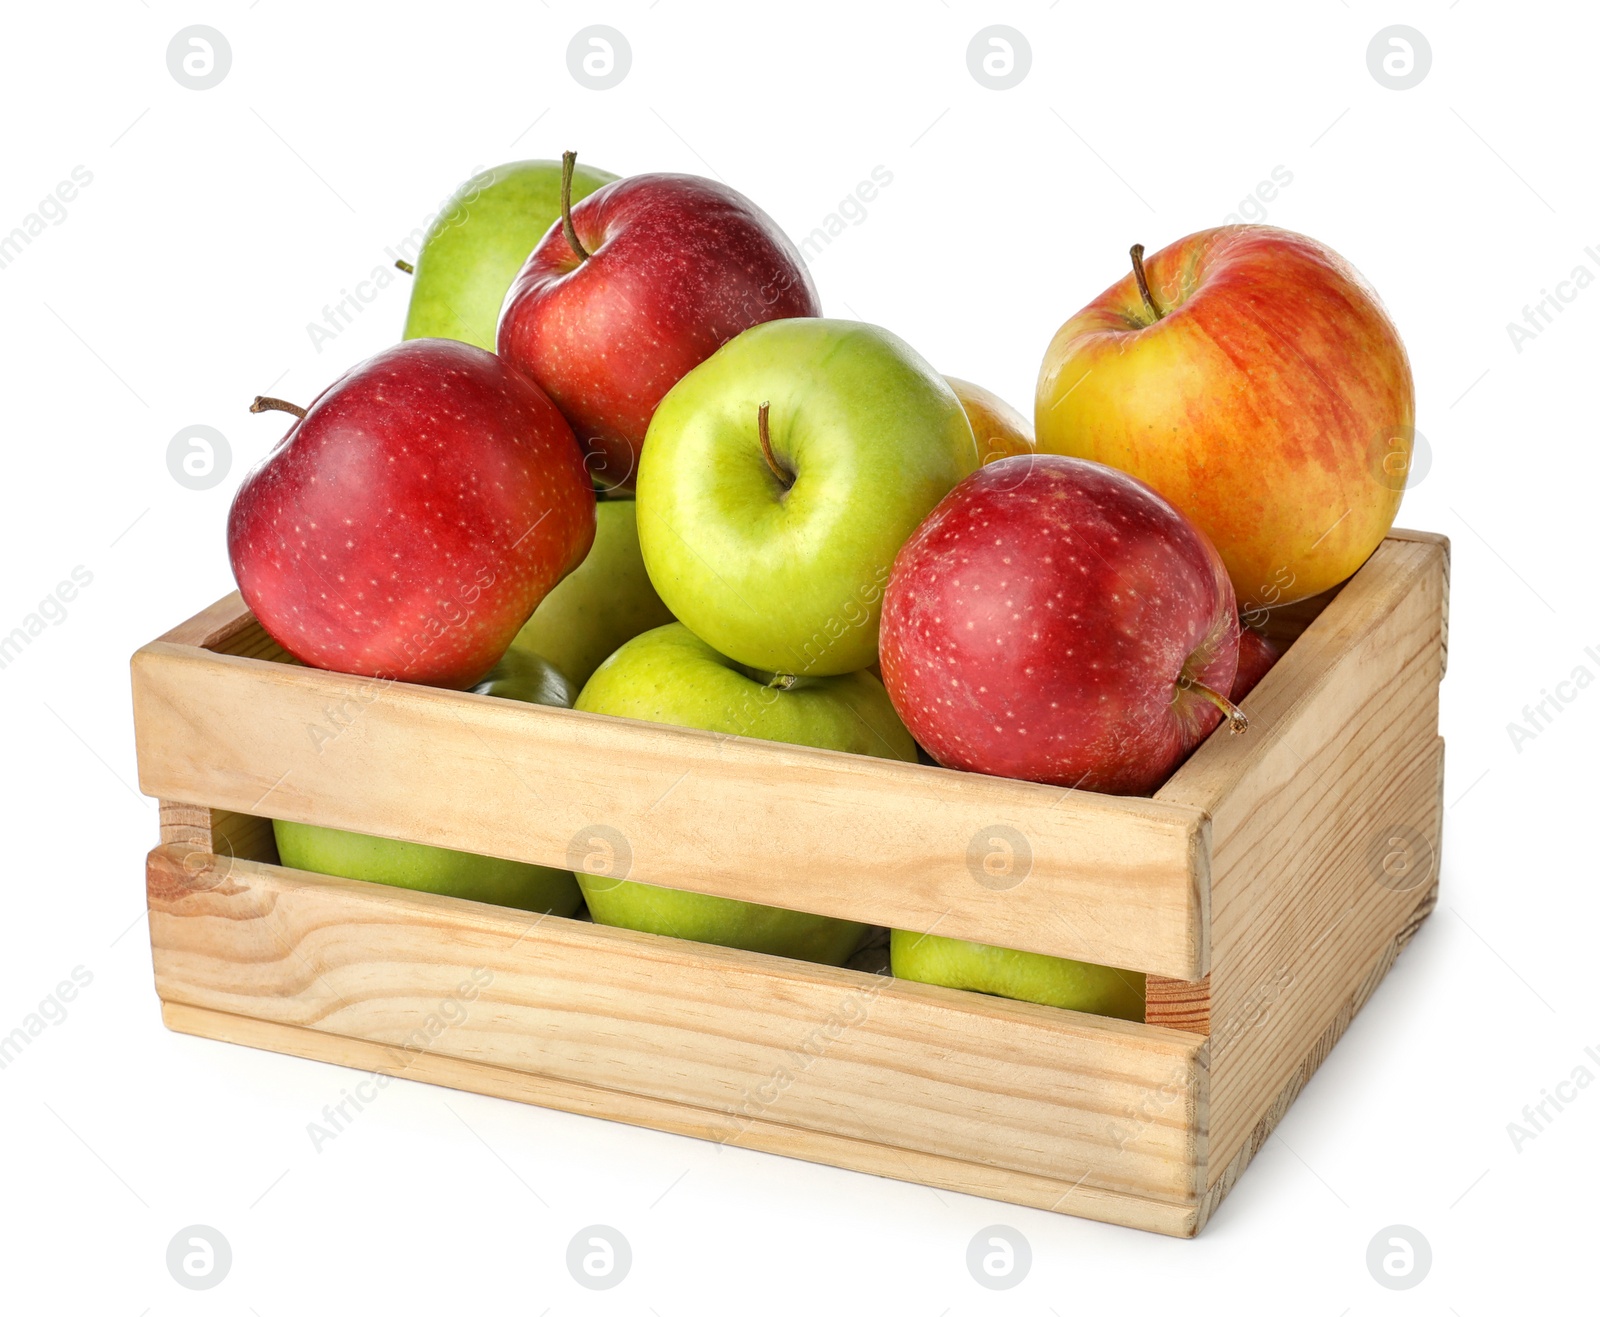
[[574, 622, 917, 963], [472, 643, 576, 707], [272, 651, 582, 914], [889, 929, 1145, 1020], [402, 158, 617, 350], [636, 318, 980, 677], [508, 496, 675, 689]]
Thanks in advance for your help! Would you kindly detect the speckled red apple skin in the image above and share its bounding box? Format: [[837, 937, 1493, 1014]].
[[227, 339, 595, 690], [497, 173, 820, 490], [880, 455, 1241, 796]]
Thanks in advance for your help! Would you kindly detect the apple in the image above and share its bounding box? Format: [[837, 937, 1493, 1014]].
[[1035, 227, 1414, 610], [472, 643, 577, 707], [889, 929, 1144, 1020], [879, 454, 1244, 796], [402, 158, 617, 350], [229, 339, 595, 689], [636, 318, 980, 677], [498, 153, 821, 490], [573, 622, 917, 963], [507, 495, 674, 689], [945, 376, 1034, 465], [1232, 627, 1282, 701], [273, 650, 582, 914]]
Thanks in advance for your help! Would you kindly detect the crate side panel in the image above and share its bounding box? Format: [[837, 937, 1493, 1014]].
[[132, 642, 1208, 978], [161, 1000, 1203, 1236], [1161, 540, 1446, 1183], [148, 846, 1206, 1204], [1192, 878, 1436, 1231]]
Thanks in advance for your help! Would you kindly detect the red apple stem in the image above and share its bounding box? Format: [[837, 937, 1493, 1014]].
[[560, 150, 591, 263], [1129, 243, 1164, 321], [757, 401, 794, 491], [1178, 674, 1249, 733], [394, 259, 414, 274], [250, 396, 307, 419]]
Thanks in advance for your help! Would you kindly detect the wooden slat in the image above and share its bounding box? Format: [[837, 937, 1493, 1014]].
[[154, 591, 260, 649], [161, 1000, 1203, 1236], [211, 621, 294, 664], [1157, 536, 1448, 1183], [148, 844, 1208, 1205], [132, 640, 1211, 979]]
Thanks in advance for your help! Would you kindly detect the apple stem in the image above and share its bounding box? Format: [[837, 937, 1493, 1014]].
[[757, 401, 794, 491], [1129, 243, 1164, 321], [766, 672, 799, 690], [394, 259, 414, 275], [1177, 674, 1249, 734], [250, 396, 307, 420], [561, 150, 591, 263]]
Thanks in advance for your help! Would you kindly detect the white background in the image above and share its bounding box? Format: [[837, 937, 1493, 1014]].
[[1, 1, 1594, 1311]]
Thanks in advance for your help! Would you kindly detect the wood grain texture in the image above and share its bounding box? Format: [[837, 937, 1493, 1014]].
[[1387, 528, 1450, 676], [148, 843, 1209, 1208], [152, 591, 261, 649], [1193, 879, 1437, 1232], [157, 802, 277, 861], [160, 1000, 1203, 1237], [1157, 536, 1448, 1183], [1145, 973, 1211, 1034], [132, 628, 1211, 978]]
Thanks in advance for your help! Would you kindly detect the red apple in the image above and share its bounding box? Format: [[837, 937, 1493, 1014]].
[[1232, 627, 1282, 701], [497, 155, 820, 490], [880, 455, 1243, 796], [1036, 227, 1414, 610], [228, 339, 595, 689]]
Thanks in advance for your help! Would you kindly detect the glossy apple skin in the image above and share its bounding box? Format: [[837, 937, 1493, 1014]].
[[880, 454, 1240, 796], [273, 650, 582, 915], [945, 376, 1035, 465], [1232, 627, 1282, 701], [498, 173, 820, 491], [889, 929, 1144, 1020], [1035, 226, 1414, 610], [228, 339, 595, 689], [508, 496, 674, 689], [637, 318, 980, 676], [403, 158, 617, 350], [574, 623, 917, 964], [473, 644, 577, 707]]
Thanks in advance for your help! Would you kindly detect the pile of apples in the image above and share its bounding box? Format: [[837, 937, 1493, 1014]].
[[230, 152, 1414, 1020]]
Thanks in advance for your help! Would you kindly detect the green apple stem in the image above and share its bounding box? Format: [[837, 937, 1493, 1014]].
[[561, 150, 591, 263], [757, 401, 795, 491], [1129, 243, 1164, 321], [394, 259, 414, 275], [1177, 673, 1248, 733], [766, 672, 799, 690], [250, 396, 307, 419]]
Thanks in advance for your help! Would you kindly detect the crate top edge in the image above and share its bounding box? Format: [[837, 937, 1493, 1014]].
[[148, 842, 1212, 1058], [130, 636, 1212, 835]]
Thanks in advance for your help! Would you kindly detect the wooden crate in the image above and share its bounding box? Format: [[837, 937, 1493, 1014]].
[[131, 530, 1449, 1237]]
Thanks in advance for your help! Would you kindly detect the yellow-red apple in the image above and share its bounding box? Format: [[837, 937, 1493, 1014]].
[[1034, 226, 1414, 610], [945, 376, 1034, 466]]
